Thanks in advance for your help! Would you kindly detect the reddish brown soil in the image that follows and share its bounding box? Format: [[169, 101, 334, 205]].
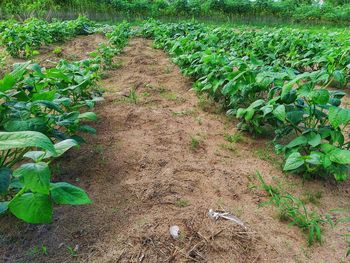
[[0, 36, 350, 263]]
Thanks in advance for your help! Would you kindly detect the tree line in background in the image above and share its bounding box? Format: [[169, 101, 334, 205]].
[[0, 0, 349, 25]]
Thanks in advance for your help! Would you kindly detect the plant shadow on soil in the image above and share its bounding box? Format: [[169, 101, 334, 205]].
[[0, 35, 350, 263]]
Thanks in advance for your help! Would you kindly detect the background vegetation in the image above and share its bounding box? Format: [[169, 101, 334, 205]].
[[0, 0, 350, 25]]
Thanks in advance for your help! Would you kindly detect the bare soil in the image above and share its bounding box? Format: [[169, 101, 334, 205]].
[[0, 35, 349, 263]]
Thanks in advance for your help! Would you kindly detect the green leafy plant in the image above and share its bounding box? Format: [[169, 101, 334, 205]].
[[0, 131, 91, 224], [0, 21, 131, 224]]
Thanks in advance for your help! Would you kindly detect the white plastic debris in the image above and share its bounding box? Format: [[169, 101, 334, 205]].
[[169, 225, 180, 239], [208, 209, 247, 229]]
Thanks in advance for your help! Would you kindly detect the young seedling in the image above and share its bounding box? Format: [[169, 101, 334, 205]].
[[160, 90, 178, 101], [224, 132, 244, 143], [175, 199, 190, 208], [127, 88, 138, 104], [190, 135, 202, 151], [67, 245, 78, 257], [172, 109, 195, 117], [219, 143, 236, 153], [52, 47, 63, 57]]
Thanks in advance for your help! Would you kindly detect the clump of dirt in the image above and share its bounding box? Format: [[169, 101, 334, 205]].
[[0, 37, 349, 263]]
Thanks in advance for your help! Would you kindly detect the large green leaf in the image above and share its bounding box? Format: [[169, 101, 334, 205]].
[[249, 99, 265, 109], [333, 70, 346, 84], [24, 139, 78, 161], [48, 139, 79, 158], [273, 105, 286, 122], [310, 89, 329, 105], [305, 152, 322, 165], [321, 144, 350, 164], [281, 72, 310, 97], [9, 193, 53, 224], [328, 107, 350, 129], [283, 152, 305, 171], [0, 167, 11, 194], [23, 151, 46, 162], [3, 119, 47, 133], [13, 162, 50, 194], [328, 164, 349, 181], [306, 132, 321, 147], [286, 110, 304, 125], [285, 135, 307, 149], [78, 125, 96, 134], [50, 182, 92, 205], [244, 108, 255, 121], [78, 112, 97, 121], [0, 131, 56, 154], [32, 90, 56, 101], [329, 149, 350, 165], [0, 74, 16, 92], [261, 105, 273, 116]]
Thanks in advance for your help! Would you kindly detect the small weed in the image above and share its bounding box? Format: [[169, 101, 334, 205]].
[[145, 83, 156, 90], [111, 207, 120, 213], [164, 66, 172, 74], [197, 93, 223, 114], [52, 47, 62, 56], [247, 182, 257, 190], [141, 92, 151, 97], [257, 172, 333, 246], [41, 245, 48, 256], [247, 173, 257, 190], [92, 144, 105, 154], [67, 246, 78, 257], [175, 199, 190, 207], [190, 135, 202, 151], [216, 198, 226, 208], [100, 72, 110, 79], [66, 54, 78, 61], [27, 245, 48, 257], [127, 88, 138, 104], [136, 218, 149, 228], [302, 191, 323, 205], [300, 246, 310, 259], [0, 50, 8, 68], [197, 93, 209, 111], [160, 90, 178, 101], [196, 117, 203, 125], [26, 246, 39, 257], [220, 143, 236, 153], [172, 109, 195, 117], [224, 132, 244, 143], [255, 146, 282, 168], [32, 50, 40, 56], [112, 59, 123, 69]]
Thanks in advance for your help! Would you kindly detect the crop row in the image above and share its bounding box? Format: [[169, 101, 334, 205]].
[[138, 20, 350, 181], [0, 22, 131, 224], [0, 16, 96, 58]]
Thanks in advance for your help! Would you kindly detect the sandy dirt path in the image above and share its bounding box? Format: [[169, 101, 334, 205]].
[[1, 36, 349, 263]]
